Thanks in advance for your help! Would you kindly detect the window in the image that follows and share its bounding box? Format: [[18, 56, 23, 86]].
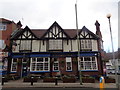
[[0, 40, 5, 49], [80, 40, 92, 50], [49, 40, 62, 50], [0, 23, 6, 30], [11, 59, 17, 72], [53, 61, 59, 71], [3, 58, 8, 71], [78, 57, 98, 70], [30, 57, 50, 71], [20, 40, 31, 50], [66, 57, 72, 71], [100, 41, 104, 49]]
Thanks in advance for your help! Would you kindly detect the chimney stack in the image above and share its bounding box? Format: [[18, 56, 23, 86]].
[[95, 20, 102, 39], [17, 21, 22, 30]]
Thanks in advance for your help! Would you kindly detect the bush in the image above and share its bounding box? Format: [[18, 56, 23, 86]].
[[104, 77, 115, 83], [82, 76, 95, 83], [62, 75, 76, 83], [23, 76, 38, 82], [43, 77, 56, 82]]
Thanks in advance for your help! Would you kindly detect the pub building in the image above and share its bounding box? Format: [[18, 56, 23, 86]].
[[8, 21, 104, 78]]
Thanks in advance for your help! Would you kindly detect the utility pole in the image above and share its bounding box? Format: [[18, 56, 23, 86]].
[[75, 2, 82, 85]]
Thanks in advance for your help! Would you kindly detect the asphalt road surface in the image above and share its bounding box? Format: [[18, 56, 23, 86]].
[[2, 88, 118, 90]]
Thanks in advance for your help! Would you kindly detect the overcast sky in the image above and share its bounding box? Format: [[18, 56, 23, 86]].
[[0, 0, 119, 52]]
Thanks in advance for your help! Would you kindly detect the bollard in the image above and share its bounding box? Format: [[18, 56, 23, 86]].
[[31, 77, 34, 85], [55, 77, 58, 85], [2, 77, 5, 85], [99, 76, 105, 90]]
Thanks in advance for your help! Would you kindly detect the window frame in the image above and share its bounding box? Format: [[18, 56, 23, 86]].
[[20, 40, 31, 51], [0, 40, 5, 49], [49, 39, 63, 50], [53, 61, 59, 71], [80, 39, 92, 51], [0, 23, 7, 30], [11, 58, 17, 72], [66, 57, 72, 71], [30, 57, 50, 71], [78, 57, 98, 70]]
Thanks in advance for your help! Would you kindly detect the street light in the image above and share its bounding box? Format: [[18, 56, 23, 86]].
[[106, 14, 119, 89]]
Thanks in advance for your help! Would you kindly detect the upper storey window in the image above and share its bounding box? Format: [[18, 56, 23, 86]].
[[80, 40, 92, 51], [49, 40, 62, 50], [0, 40, 5, 49], [0, 23, 7, 30], [20, 40, 31, 51]]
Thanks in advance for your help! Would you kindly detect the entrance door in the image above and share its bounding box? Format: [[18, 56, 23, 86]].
[[22, 59, 28, 77]]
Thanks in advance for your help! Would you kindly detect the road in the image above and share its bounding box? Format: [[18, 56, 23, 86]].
[[2, 88, 118, 90]]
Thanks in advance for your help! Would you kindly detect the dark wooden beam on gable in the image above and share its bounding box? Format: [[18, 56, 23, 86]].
[[78, 26, 99, 40], [41, 21, 70, 39]]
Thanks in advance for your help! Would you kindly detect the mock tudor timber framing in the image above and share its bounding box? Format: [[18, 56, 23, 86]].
[[9, 21, 104, 77]]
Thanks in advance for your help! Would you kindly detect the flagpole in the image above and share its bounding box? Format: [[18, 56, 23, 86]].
[[75, 2, 82, 85]]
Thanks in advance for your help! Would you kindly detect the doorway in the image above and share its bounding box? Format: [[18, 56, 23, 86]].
[[21, 58, 28, 77]]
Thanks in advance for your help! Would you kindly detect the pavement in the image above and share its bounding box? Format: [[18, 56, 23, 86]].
[[1, 79, 118, 89]]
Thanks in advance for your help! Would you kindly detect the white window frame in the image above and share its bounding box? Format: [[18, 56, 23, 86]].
[[11, 58, 17, 72], [100, 41, 104, 49], [30, 57, 50, 71], [81, 40, 92, 50], [49, 40, 62, 50], [0, 23, 7, 30], [66, 57, 72, 71], [53, 61, 59, 71], [0, 40, 5, 49], [78, 57, 98, 70], [20, 40, 31, 50]]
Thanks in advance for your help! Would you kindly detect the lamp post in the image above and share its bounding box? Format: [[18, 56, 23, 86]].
[[106, 14, 119, 89], [75, 3, 82, 85]]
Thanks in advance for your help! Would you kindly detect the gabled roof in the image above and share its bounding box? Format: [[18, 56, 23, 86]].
[[74, 26, 99, 39], [10, 22, 99, 40], [11, 29, 23, 39], [41, 21, 70, 38], [11, 26, 38, 40], [0, 18, 12, 24], [31, 29, 47, 38], [64, 29, 81, 38]]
